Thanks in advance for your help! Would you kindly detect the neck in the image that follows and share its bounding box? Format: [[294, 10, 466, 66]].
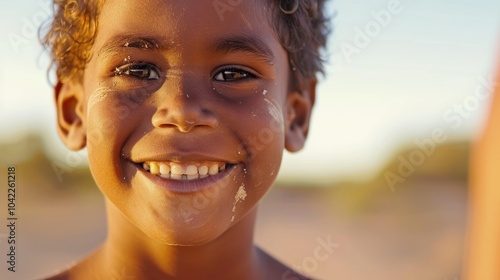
[[96, 199, 261, 280]]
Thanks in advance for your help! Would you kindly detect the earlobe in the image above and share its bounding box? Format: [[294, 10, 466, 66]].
[[55, 80, 87, 151], [285, 78, 316, 152]]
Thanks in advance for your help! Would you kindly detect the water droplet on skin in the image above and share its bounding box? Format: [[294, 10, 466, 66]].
[[124, 55, 131, 62], [124, 42, 129, 47], [262, 89, 268, 95], [292, 67, 297, 72], [243, 168, 247, 174], [186, 94, 190, 98]]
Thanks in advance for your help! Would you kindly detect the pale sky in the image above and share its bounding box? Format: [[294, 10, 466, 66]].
[[1, 0, 500, 181]]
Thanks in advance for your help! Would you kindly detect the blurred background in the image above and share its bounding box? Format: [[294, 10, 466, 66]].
[[1, 0, 500, 279]]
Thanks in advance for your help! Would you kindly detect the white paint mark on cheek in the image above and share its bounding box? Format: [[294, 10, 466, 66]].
[[231, 184, 247, 222], [264, 98, 284, 131], [88, 86, 110, 111]]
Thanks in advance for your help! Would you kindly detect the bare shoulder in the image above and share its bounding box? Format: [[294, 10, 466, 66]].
[[40, 258, 94, 280], [39, 247, 103, 280], [256, 247, 317, 280]]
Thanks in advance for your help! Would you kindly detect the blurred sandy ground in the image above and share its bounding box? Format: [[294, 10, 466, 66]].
[[0, 133, 467, 280]]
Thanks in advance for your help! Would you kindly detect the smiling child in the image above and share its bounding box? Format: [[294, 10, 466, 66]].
[[41, 0, 330, 279]]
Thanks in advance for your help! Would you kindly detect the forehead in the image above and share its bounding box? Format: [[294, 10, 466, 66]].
[[94, 0, 281, 57]]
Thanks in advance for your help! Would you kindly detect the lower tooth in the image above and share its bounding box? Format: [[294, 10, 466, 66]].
[[171, 174, 182, 180]]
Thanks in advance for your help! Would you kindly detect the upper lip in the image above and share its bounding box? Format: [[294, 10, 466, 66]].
[[128, 152, 238, 164]]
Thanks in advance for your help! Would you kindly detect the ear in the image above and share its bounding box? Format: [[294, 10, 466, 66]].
[[284, 78, 316, 152], [55, 80, 86, 151]]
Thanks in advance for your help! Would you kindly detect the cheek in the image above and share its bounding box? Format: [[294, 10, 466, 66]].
[[85, 88, 149, 191], [86, 89, 147, 151], [231, 94, 286, 196], [242, 96, 285, 159]]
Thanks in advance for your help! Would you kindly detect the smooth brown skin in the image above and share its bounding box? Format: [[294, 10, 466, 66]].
[[465, 50, 500, 280], [46, 0, 315, 279]]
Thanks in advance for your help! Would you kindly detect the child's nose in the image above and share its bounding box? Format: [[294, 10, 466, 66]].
[[151, 75, 219, 132]]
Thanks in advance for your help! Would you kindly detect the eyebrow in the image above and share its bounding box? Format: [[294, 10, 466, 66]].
[[97, 34, 276, 65], [213, 35, 275, 65], [97, 35, 166, 57]]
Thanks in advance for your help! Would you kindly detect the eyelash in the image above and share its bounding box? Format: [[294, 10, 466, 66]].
[[112, 63, 256, 83], [213, 67, 256, 82], [113, 63, 160, 80]]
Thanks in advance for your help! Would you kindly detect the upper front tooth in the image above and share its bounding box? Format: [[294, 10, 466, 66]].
[[199, 165, 208, 176], [171, 164, 185, 175], [186, 165, 198, 175], [150, 162, 160, 175], [160, 163, 170, 175], [209, 164, 219, 175]]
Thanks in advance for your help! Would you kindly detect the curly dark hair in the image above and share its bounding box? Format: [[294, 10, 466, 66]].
[[41, 0, 330, 87]]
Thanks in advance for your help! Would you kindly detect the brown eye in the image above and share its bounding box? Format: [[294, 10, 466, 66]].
[[114, 63, 160, 80], [213, 68, 255, 82]]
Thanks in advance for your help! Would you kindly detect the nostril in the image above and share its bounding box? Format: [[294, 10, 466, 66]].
[[151, 107, 219, 131]]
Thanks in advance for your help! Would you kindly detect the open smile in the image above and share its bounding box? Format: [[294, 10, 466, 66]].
[[140, 161, 236, 181], [133, 160, 238, 193]]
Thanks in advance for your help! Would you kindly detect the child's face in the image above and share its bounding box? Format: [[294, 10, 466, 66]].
[[58, 0, 313, 245]]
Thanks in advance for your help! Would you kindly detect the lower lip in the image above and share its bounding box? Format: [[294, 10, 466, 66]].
[[136, 164, 236, 194]]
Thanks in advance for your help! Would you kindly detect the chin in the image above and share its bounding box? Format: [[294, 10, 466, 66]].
[[146, 227, 225, 247]]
